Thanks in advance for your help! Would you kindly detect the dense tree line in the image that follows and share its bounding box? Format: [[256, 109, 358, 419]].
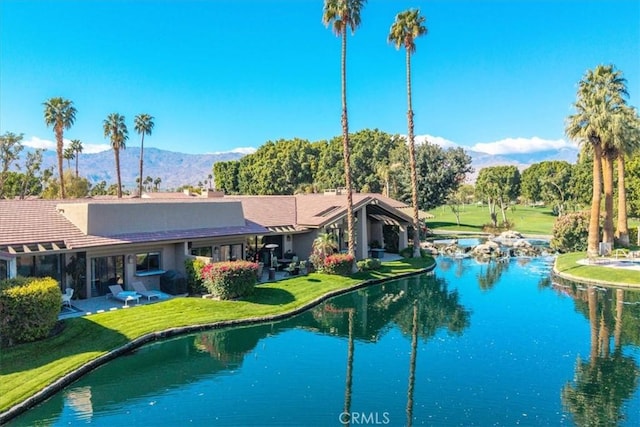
[[213, 128, 473, 211]]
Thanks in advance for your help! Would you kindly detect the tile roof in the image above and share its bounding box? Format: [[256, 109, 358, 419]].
[[0, 193, 411, 251], [0, 199, 267, 251]]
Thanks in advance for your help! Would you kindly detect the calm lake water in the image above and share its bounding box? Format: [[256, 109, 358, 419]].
[[11, 256, 640, 426]]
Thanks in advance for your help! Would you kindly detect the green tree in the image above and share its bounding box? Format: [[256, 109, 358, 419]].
[[475, 166, 520, 227], [42, 170, 90, 199], [0, 132, 24, 199], [398, 142, 472, 211], [214, 160, 240, 194], [43, 97, 76, 199], [322, 0, 366, 259], [521, 161, 573, 216], [103, 113, 129, 198], [20, 149, 44, 199], [154, 177, 162, 192], [134, 113, 155, 197], [90, 180, 108, 196], [69, 139, 83, 177], [566, 65, 630, 254], [389, 8, 427, 258]]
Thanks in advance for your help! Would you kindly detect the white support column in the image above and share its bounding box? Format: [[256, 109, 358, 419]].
[[356, 205, 367, 260]]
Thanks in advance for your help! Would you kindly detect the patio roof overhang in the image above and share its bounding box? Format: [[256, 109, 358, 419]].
[[0, 241, 68, 255]]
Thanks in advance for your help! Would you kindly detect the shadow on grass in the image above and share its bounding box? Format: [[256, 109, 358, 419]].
[[244, 287, 295, 305], [0, 317, 129, 376]]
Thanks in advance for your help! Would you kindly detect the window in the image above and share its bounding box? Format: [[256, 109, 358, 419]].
[[219, 244, 243, 262], [136, 252, 162, 273], [191, 247, 213, 257], [91, 255, 124, 297]]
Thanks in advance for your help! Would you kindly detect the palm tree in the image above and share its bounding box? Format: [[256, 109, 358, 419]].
[[154, 177, 162, 192], [389, 9, 427, 258], [322, 0, 366, 260], [69, 139, 83, 177], [63, 146, 75, 170], [103, 113, 129, 198], [612, 107, 640, 246], [134, 113, 154, 197], [566, 65, 629, 254], [43, 97, 76, 199]]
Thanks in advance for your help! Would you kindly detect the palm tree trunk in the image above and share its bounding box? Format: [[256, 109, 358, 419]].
[[341, 26, 356, 260], [115, 148, 122, 198], [343, 309, 354, 421], [74, 152, 79, 178], [602, 155, 615, 246], [138, 133, 145, 197], [406, 50, 421, 258], [588, 147, 603, 255], [406, 302, 418, 427], [599, 288, 611, 358], [588, 286, 598, 366], [616, 155, 630, 246], [56, 125, 66, 199]]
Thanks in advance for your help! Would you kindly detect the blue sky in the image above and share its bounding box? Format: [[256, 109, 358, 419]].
[[1, 0, 638, 155]]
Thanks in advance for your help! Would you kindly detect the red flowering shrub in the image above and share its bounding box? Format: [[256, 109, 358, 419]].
[[201, 261, 258, 300], [323, 254, 354, 276]]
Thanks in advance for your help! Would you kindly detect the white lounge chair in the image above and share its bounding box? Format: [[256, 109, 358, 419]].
[[62, 287, 74, 308], [131, 281, 162, 301], [108, 285, 141, 307]]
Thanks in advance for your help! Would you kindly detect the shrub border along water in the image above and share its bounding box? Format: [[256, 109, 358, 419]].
[[0, 258, 435, 424]]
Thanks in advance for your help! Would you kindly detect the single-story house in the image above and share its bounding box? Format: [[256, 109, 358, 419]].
[[0, 190, 414, 299]]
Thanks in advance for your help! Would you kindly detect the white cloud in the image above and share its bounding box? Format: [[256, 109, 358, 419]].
[[208, 146, 257, 155], [414, 134, 460, 149], [22, 136, 110, 154], [470, 137, 574, 155]]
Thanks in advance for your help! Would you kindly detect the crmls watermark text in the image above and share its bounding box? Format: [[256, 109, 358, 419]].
[[338, 411, 391, 425]]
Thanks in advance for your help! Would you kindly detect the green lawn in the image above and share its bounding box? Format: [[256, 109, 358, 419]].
[[426, 204, 557, 235], [554, 252, 640, 286], [0, 258, 434, 415]]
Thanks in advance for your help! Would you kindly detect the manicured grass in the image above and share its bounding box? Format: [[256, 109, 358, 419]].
[[0, 258, 434, 414], [555, 252, 640, 285], [426, 204, 556, 235]]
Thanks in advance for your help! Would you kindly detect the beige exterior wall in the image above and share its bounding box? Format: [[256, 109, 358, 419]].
[[61, 201, 245, 236]]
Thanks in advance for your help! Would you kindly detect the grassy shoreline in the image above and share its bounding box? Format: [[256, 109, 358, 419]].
[[0, 258, 434, 421], [554, 252, 640, 287]]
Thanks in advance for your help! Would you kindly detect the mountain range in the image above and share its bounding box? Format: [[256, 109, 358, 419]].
[[25, 144, 580, 190]]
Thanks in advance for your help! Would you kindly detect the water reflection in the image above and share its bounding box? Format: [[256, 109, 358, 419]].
[[552, 280, 640, 425], [11, 259, 640, 426]]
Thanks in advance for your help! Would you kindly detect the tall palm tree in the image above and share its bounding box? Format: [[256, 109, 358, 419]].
[[322, 0, 366, 260], [69, 139, 83, 177], [103, 113, 129, 198], [612, 107, 640, 246], [134, 113, 155, 197], [389, 9, 427, 258], [566, 65, 629, 255], [43, 97, 76, 199]]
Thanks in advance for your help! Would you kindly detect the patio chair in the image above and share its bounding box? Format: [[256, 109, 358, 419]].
[[61, 287, 74, 308], [131, 281, 162, 301], [108, 284, 141, 307]]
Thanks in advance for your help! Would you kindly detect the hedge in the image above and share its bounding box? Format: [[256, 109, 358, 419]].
[[0, 277, 61, 347], [323, 254, 354, 276], [201, 261, 258, 300], [184, 257, 207, 295], [357, 258, 382, 271]]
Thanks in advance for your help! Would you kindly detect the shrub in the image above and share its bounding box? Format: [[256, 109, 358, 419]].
[[357, 258, 382, 271], [185, 258, 207, 295], [201, 261, 258, 300], [629, 227, 639, 246], [0, 277, 61, 347], [400, 246, 429, 258], [323, 254, 354, 276], [551, 211, 590, 253]]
